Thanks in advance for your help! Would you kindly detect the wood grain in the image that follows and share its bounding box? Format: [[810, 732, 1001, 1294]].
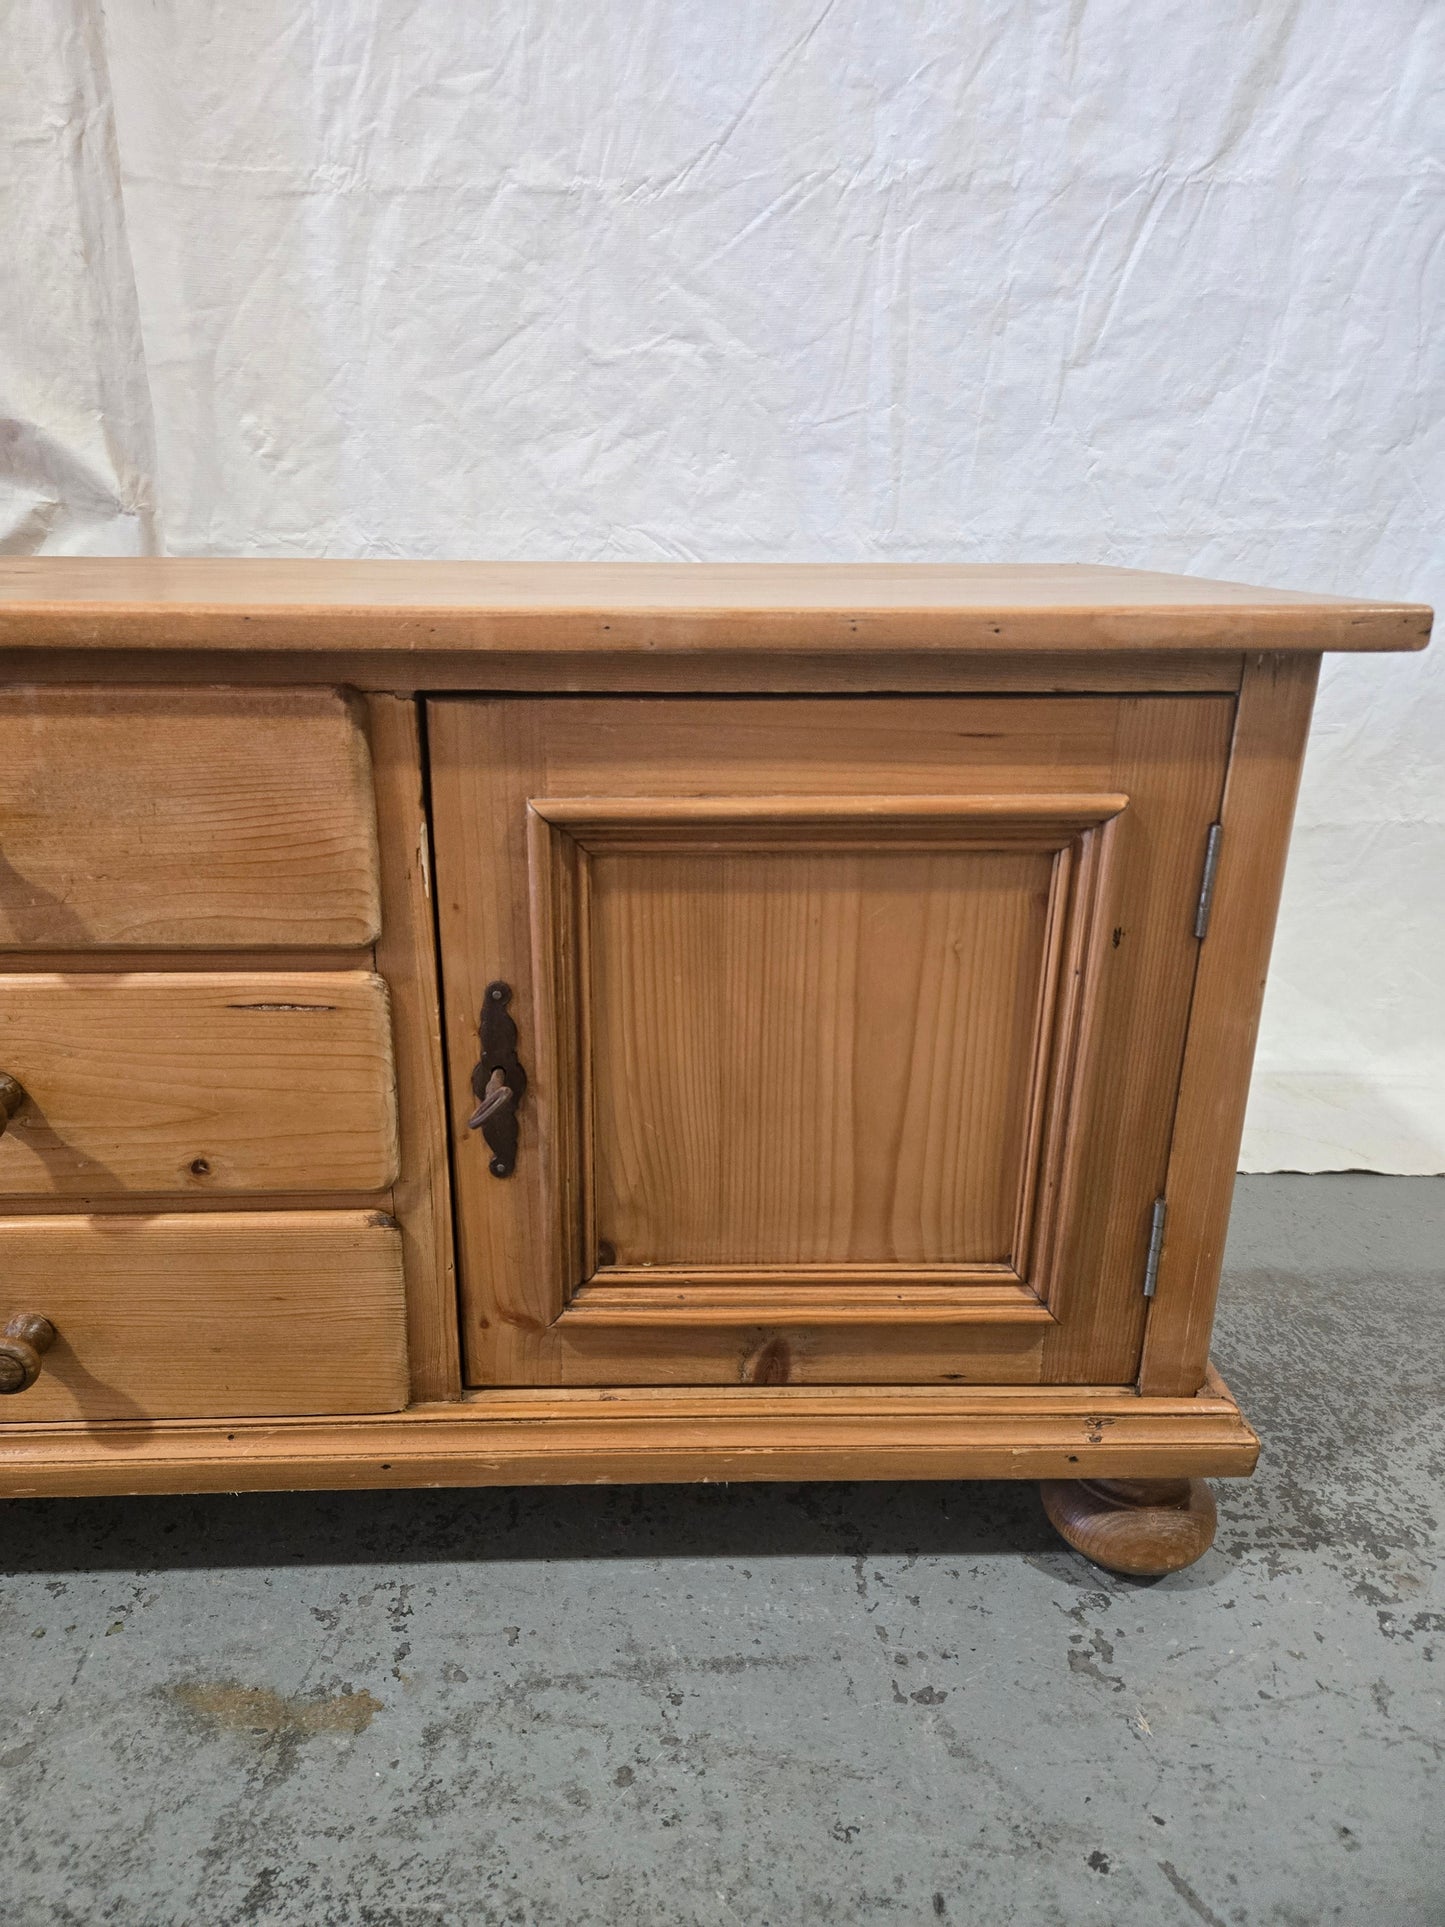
[[0, 648, 1252, 695], [486, 1320, 1047, 1386], [0, 1211, 407, 1422], [429, 696, 1230, 1387], [531, 795, 1126, 1303], [560, 1281, 1052, 1322], [0, 1367, 1260, 1496], [366, 693, 461, 1402], [531, 792, 1130, 836], [0, 559, 1427, 653], [1037, 692, 1234, 1384], [0, 972, 397, 1197], [0, 686, 381, 949], [1039, 1476, 1218, 1574], [1138, 653, 1322, 1395], [581, 841, 1061, 1268]]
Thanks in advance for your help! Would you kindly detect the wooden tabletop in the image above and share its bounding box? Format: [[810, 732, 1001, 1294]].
[[0, 560, 1429, 654]]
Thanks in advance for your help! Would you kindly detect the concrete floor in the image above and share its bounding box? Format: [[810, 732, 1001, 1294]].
[[1, 1175, 1442, 1927]]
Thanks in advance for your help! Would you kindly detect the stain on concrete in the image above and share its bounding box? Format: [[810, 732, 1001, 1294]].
[[169, 1681, 383, 1739], [1067, 1627, 1126, 1691], [1159, 1859, 1228, 1926]]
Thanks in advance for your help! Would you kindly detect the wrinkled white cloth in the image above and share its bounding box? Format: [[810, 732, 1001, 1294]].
[[4, 0, 1441, 1168]]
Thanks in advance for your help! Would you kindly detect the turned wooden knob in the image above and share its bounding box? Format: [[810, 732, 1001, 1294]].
[[0, 1313, 57, 1394], [0, 1072, 26, 1134]]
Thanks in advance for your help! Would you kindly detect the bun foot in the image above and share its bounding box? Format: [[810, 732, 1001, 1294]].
[[1039, 1477, 1217, 1576]]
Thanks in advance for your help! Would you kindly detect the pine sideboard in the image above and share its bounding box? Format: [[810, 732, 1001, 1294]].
[[0, 561, 1430, 1574]]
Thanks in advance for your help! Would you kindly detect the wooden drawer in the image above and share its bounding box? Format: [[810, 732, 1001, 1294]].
[[0, 687, 380, 949], [0, 1212, 407, 1421], [0, 972, 399, 1197]]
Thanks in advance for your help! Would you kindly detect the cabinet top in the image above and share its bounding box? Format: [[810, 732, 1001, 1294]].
[[0, 559, 1429, 655]]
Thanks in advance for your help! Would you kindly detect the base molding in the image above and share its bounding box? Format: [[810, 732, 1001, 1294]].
[[0, 1366, 1257, 1499]]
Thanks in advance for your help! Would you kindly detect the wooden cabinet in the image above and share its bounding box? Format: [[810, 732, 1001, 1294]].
[[0, 561, 1429, 1575]]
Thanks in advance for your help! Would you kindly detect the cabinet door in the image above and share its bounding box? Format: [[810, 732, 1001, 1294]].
[[429, 697, 1231, 1387]]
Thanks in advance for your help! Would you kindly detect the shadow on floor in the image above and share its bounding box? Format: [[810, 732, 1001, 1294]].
[[0, 1476, 1068, 1576]]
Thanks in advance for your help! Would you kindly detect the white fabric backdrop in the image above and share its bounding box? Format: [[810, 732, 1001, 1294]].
[[5, 0, 1442, 1170]]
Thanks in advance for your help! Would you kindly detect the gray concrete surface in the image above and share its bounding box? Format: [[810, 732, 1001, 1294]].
[[1, 1174, 1442, 1926]]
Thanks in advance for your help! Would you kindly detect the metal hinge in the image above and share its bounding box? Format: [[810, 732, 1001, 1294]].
[[1193, 822, 1223, 939], [1142, 1196, 1167, 1298]]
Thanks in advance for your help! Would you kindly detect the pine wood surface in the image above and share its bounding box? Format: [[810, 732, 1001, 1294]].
[[0, 686, 381, 949], [0, 693, 455, 1423], [1039, 1476, 1219, 1575], [473, 1323, 1047, 1387], [0, 559, 1426, 654], [0, 1210, 407, 1423], [536, 794, 1122, 1275], [0, 971, 398, 1197], [556, 1282, 1053, 1322], [1139, 652, 1323, 1394], [0, 648, 1251, 695], [1036, 691, 1233, 1385], [365, 693, 462, 1402], [0, 1367, 1259, 1496], [429, 695, 1231, 1387]]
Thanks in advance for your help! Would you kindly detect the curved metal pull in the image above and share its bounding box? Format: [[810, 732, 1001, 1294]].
[[469, 1068, 514, 1129], [0, 1313, 57, 1395], [469, 981, 527, 1178], [0, 1072, 26, 1136]]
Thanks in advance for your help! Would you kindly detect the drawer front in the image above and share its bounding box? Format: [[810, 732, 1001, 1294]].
[[0, 687, 381, 949], [0, 1212, 407, 1420], [0, 972, 399, 1197]]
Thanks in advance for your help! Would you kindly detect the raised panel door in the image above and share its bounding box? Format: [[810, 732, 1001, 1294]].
[[429, 697, 1232, 1386]]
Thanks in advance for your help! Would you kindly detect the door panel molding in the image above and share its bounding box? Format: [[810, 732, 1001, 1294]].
[[525, 793, 1126, 1335]]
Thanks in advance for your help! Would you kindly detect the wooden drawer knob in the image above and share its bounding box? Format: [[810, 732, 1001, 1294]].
[[0, 1072, 26, 1134], [0, 1313, 57, 1394]]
